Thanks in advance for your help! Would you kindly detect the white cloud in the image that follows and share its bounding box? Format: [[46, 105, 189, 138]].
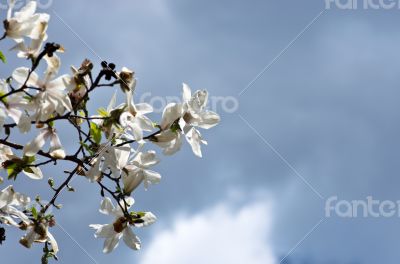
[[139, 200, 277, 264]]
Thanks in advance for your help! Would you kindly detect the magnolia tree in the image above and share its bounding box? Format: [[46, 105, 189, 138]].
[[0, 1, 220, 262]]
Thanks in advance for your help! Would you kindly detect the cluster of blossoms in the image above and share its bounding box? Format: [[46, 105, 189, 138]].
[[0, 1, 219, 262]]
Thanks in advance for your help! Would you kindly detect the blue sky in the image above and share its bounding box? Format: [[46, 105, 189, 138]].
[[1, 0, 400, 263]]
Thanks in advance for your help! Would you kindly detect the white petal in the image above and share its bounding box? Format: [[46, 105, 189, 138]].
[[103, 233, 122, 254], [12, 67, 39, 87], [135, 103, 153, 115], [0, 185, 15, 209], [196, 111, 220, 129], [44, 55, 61, 79], [135, 151, 159, 168], [47, 74, 73, 91], [161, 103, 182, 130], [49, 132, 65, 159], [140, 212, 157, 227], [190, 90, 208, 111], [86, 159, 101, 182], [185, 128, 205, 158], [17, 113, 32, 133], [116, 146, 131, 170], [90, 224, 115, 238], [14, 1, 37, 22], [100, 197, 115, 215], [22, 166, 43, 180], [129, 122, 143, 141], [135, 115, 154, 132], [182, 83, 192, 102], [122, 168, 143, 195], [152, 130, 183, 156], [143, 170, 161, 190], [47, 231, 59, 255], [23, 129, 49, 156], [123, 227, 141, 250]]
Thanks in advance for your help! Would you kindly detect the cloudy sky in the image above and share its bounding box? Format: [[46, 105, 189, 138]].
[[1, 0, 400, 263]]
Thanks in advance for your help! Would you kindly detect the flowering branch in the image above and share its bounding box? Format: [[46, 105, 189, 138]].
[[0, 1, 220, 262]]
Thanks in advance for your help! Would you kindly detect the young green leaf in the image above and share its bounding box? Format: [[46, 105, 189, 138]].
[[0, 51, 6, 64], [90, 122, 102, 144]]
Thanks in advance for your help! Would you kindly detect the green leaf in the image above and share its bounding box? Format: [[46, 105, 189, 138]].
[[31, 207, 38, 220], [0, 51, 6, 64], [6, 162, 20, 180], [90, 122, 102, 144]]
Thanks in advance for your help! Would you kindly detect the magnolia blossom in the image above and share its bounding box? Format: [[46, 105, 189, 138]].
[[180, 84, 220, 157], [0, 144, 43, 180], [24, 127, 66, 159], [90, 197, 156, 253], [85, 142, 131, 182], [156, 83, 220, 157], [122, 150, 161, 195], [0, 79, 31, 133], [12, 55, 74, 122], [119, 90, 154, 142], [102, 143, 131, 179], [4, 1, 50, 43], [0, 185, 30, 227], [10, 20, 48, 59], [20, 220, 58, 255], [0, 185, 57, 253]]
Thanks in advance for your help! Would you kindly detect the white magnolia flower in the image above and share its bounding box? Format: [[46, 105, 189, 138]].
[[4, 1, 50, 43], [0, 79, 31, 133], [24, 127, 66, 160], [122, 150, 161, 195], [119, 90, 154, 142], [0, 144, 42, 180], [89, 197, 156, 253], [157, 84, 220, 157], [85, 143, 130, 182], [20, 221, 59, 255], [0, 185, 30, 227], [102, 143, 131, 179], [10, 19, 48, 59], [180, 84, 220, 157], [12, 55, 74, 122]]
